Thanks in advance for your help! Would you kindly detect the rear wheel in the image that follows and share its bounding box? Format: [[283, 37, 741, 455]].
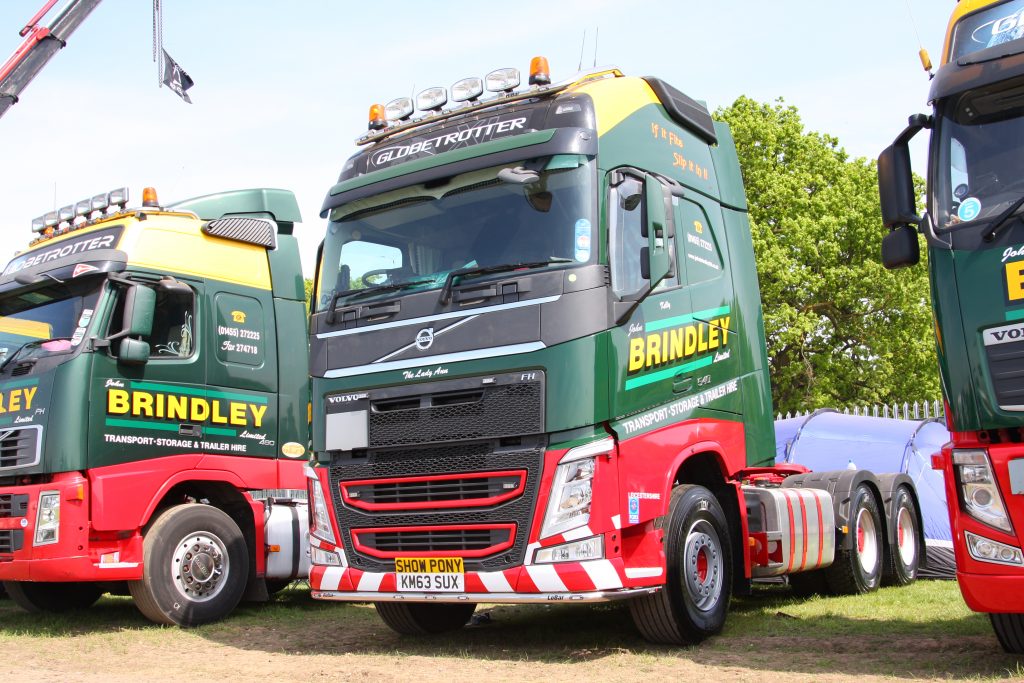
[[374, 602, 476, 635], [991, 613, 1024, 653], [629, 484, 732, 644], [825, 484, 883, 595], [4, 581, 102, 613], [128, 504, 249, 626], [883, 486, 920, 586]]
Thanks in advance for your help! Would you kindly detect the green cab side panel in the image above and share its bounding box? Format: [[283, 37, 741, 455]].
[[711, 121, 748, 212], [274, 297, 310, 456], [269, 235, 306, 302]]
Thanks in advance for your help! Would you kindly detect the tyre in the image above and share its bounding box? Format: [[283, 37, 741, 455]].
[[128, 503, 249, 626], [825, 484, 883, 595], [882, 486, 920, 587], [374, 602, 476, 635], [629, 484, 732, 644], [990, 613, 1024, 653], [4, 581, 102, 612], [788, 569, 828, 597]]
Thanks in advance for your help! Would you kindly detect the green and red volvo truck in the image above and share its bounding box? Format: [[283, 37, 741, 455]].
[[0, 186, 310, 625], [306, 58, 926, 643], [879, 0, 1024, 654]]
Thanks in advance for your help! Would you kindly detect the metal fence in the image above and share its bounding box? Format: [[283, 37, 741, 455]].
[[777, 399, 944, 422]]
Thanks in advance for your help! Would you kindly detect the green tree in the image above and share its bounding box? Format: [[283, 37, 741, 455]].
[[304, 278, 313, 314], [716, 96, 938, 413]]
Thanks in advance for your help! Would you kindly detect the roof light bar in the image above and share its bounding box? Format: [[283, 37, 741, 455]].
[[108, 187, 129, 209], [485, 67, 520, 93], [451, 76, 483, 103], [384, 97, 413, 122], [416, 86, 447, 112], [57, 205, 75, 223], [91, 193, 109, 213], [74, 198, 92, 218]]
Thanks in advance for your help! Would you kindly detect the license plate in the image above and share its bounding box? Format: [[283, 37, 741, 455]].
[[1009, 459, 1024, 495], [394, 557, 465, 592]]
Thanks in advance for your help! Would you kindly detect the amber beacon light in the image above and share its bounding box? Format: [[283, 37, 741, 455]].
[[529, 56, 551, 86], [368, 104, 386, 131]]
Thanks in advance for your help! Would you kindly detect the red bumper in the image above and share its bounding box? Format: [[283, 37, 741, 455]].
[[0, 472, 142, 582], [940, 440, 1024, 613]]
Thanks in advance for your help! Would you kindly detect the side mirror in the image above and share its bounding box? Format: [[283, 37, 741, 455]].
[[122, 285, 156, 337], [878, 114, 929, 229], [881, 224, 921, 269], [643, 176, 670, 285], [117, 338, 150, 365]]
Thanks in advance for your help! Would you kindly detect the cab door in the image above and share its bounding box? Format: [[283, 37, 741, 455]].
[[89, 277, 207, 469]]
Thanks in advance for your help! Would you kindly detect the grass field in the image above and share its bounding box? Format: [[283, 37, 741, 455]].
[[0, 580, 1021, 682]]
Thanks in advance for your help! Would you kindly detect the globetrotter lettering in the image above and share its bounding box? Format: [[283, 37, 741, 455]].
[[3, 230, 119, 276], [371, 117, 527, 167], [106, 388, 267, 427], [628, 316, 731, 373]]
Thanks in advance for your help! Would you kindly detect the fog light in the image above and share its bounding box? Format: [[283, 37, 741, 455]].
[[533, 536, 604, 564], [34, 491, 60, 546], [966, 530, 1024, 566], [310, 545, 341, 566]]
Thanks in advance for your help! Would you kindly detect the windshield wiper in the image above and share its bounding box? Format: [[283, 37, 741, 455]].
[[327, 279, 435, 322], [438, 258, 572, 305], [983, 194, 1024, 242], [0, 342, 32, 372]]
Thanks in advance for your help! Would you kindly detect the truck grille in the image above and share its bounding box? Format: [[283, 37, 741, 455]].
[[985, 335, 1024, 410], [0, 426, 41, 470], [340, 471, 526, 511], [0, 529, 24, 554], [351, 524, 515, 559], [0, 494, 29, 518], [367, 373, 543, 448], [327, 371, 546, 573]]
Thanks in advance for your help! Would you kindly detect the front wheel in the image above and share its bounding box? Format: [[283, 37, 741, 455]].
[[128, 503, 249, 626], [629, 484, 732, 644], [825, 483, 883, 595], [374, 602, 476, 635], [991, 613, 1024, 653], [882, 486, 920, 586], [4, 581, 102, 613]]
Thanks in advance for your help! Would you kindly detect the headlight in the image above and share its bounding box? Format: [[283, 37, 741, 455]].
[[308, 476, 336, 544], [533, 536, 604, 564], [34, 491, 60, 546], [540, 438, 613, 538], [953, 449, 1013, 533], [965, 530, 1024, 566]]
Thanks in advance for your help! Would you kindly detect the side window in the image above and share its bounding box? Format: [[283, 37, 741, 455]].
[[340, 240, 404, 288], [107, 284, 195, 359], [610, 173, 678, 297], [610, 175, 645, 297]]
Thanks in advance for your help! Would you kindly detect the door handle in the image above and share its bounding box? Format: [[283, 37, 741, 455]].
[[672, 375, 694, 394], [179, 424, 203, 437]]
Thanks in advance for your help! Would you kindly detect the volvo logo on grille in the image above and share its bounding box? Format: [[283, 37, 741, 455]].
[[415, 327, 435, 351]]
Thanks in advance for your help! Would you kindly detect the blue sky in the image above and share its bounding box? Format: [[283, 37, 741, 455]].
[[0, 1, 950, 275]]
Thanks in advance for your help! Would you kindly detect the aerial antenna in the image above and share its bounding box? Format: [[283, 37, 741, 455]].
[[577, 30, 587, 72], [152, 0, 164, 87], [902, 0, 934, 77], [592, 27, 599, 68]]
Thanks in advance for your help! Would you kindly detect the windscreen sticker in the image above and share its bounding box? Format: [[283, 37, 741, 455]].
[[78, 309, 93, 327], [574, 218, 592, 262], [958, 197, 982, 222], [70, 326, 86, 347], [625, 306, 732, 391]]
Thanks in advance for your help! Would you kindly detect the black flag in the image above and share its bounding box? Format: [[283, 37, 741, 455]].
[[161, 49, 194, 104]]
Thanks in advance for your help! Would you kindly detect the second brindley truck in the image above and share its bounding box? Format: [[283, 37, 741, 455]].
[[306, 58, 926, 643], [0, 187, 310, 625]]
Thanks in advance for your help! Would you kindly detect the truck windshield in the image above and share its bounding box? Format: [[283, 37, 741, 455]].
[[0, 278, 102, 366], [933, 106, 1024, 233], [316, 154, 596, 311]]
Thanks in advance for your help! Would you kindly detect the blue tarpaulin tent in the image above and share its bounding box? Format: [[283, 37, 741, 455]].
[[775, 410, 954, 578]]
